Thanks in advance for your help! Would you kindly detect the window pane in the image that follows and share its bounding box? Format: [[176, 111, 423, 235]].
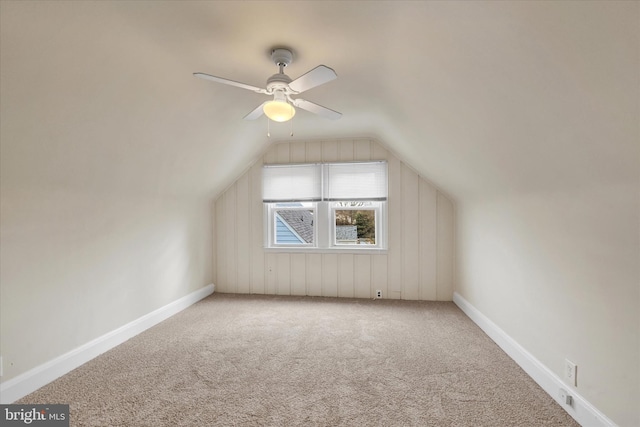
[[275, 209, 315, 245], [334, 208, 376, 245]]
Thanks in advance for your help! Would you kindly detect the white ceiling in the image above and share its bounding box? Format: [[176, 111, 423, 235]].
[[1, 1, 637, 202]]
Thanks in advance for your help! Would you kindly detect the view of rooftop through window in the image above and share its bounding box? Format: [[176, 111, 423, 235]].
[[274, 203, 315, 245]]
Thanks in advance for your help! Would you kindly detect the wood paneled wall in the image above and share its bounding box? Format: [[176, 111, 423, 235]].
[[213, 138, 454, 301]]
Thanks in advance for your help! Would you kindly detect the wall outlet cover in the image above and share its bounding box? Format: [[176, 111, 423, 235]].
[[565, 359, 577, 387]]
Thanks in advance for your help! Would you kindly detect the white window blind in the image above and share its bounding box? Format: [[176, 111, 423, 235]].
[[262, 164, 322, 202], [263, 161, 388, 202], [323, 161, 388, 201]]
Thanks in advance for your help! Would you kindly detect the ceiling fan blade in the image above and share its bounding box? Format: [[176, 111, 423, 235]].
[[243, 102, 267, 120], [288, 65, 337, 93], [292, 98, 342, 120], [193, 72, 267, 94]]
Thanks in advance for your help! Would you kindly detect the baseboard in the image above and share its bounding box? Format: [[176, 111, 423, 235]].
[[0, 284, 215, 404], [452, 292, 616, 427]]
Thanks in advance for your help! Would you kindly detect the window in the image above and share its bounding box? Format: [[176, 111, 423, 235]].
[[331, 201, 382, 246], [269, 203, 316, 246], [263, 162, 387, 250]]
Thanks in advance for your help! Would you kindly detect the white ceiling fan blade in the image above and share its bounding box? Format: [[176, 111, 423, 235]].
[[288, 65, 337, 93], [193, 72, 267, 94], [292, 99, 342, 120], [243, 102, 267, 120]]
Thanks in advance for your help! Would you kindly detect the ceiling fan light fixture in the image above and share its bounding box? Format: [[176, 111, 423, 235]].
[[263, 100, 296, 122]]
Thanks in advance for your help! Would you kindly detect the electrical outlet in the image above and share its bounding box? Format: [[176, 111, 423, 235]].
[[565, 359, 577, 386], [375, 290, 382, 299]]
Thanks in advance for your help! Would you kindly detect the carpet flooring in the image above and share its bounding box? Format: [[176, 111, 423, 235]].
[[18, 293, 579, 426]]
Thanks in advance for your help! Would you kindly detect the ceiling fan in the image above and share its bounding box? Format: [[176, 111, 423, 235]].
[[194, 48, 341, 122]]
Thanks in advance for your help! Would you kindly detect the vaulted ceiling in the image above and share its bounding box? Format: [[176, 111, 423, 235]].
[[1, 1, 636, 203]]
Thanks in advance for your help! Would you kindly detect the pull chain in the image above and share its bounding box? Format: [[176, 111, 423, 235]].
[[265, 105, 294, 138], [290, 105, 294, 137]]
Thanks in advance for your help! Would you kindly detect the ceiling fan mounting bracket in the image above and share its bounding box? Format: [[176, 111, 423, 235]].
[[270, 48, 293, 68]]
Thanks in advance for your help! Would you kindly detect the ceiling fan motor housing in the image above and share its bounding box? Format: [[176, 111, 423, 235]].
[[266, 73, 292, 93]]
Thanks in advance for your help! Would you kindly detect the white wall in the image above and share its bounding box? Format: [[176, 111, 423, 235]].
[[0, 1, 217, 386], [0, 188, 213, 384], [456, 181, 639, 426], [213, 138, 454, 301]]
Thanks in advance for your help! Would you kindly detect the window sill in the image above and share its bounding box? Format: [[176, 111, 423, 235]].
[[264, 247, 388, 255]]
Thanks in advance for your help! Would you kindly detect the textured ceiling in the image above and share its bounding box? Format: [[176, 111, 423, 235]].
[[1, 1, 637, 202]]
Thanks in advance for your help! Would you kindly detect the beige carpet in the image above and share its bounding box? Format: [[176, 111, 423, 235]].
[[18, 293, 578, 426]]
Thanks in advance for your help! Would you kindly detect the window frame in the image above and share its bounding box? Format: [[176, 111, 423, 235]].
[[329, 201, 385, 249], [267, 203, 317, 248], [263, 161, 388, 253]]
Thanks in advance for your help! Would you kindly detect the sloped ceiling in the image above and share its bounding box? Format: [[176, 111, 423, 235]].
[[1, 1, 637, 201]]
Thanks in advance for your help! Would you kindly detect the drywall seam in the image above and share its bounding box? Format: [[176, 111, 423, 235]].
[[453, 292, 617, 427], [0, 284, 215, 404]]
